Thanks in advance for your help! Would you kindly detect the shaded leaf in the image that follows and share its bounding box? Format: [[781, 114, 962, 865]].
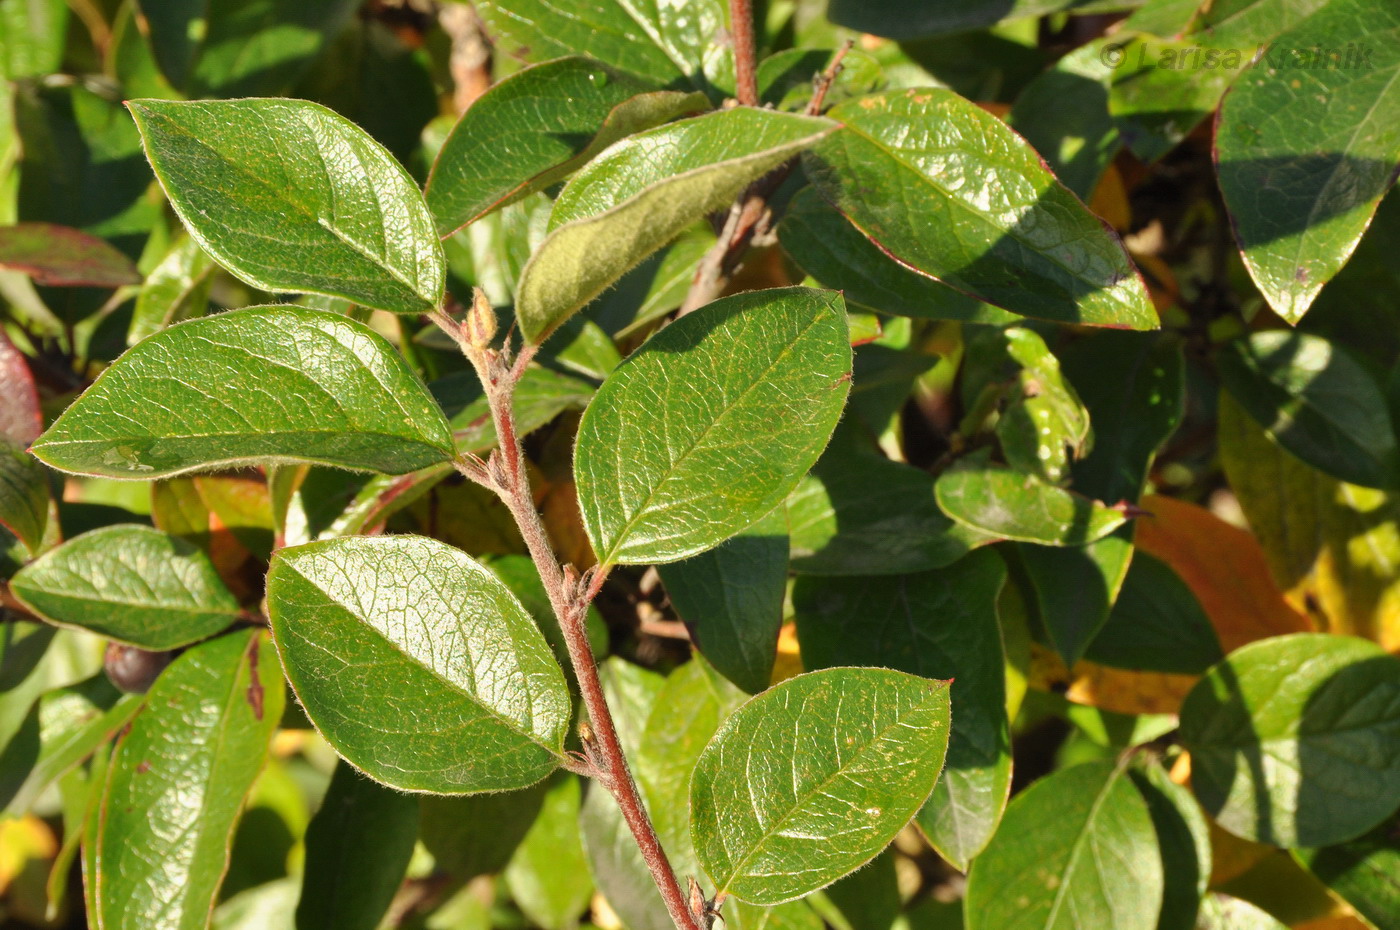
[[1084, 552, 1224, 676], [935, 463, 1131, 546], [827, 0, 1080, 40], [1218, 331, 1399, 490], [691, 667, 951, 905], [0, 439, 48, 555], [1018, 533, 1134, 668], [658, 507, 788, 694], [965, 759, 1164, 930], [1216, 0, 1400, 322], [0, 332, 42, 446], [1179, 633, 1400, 848], [93, 630, 284, 930], [1131, 761, 1212, 930], [805, 89, 1156, 329], [266, 535, 570, 793], [793, 550, 1010, 870], [128, 236, 215, 346], [1296, 816, 1400, 930], [504, 775, 595, 930], [515, 109, 834, 342], [0, 223, 140, 288], [432, 366, 594, 455], [575, 287, 850, 566], [31, 306, 455, 479], [11, 525, 241, 650], [128, 97, 444, 315], [420, 782, 547, 880], [427, 56, 705, 236]]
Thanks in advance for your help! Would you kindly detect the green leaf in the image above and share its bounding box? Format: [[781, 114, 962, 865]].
[[266, 534, 570, 793], [477, 0, 733, 94], [657, 507, 788, 694], [1194, 894, 1288, 929], [965, 759, 1165, 930], [793, 550, 1010, 870], [128, 97, 445, 315], [575, 287, 851, 566], [1218, 331, 1400, 490], [805, 89, 1156, 330], [787, 446, 993, 575], [419, 782, 547, 880], [0, 0, 67, 80], [504, 775, 595, 930], [935, 463, 1131, 546], [0, 438, 47, 555], [93, 629, 284, 930], [690, 667, 952, 905], [1179, 633, 1400, 847], [128, 236, 215, 346], [1085, 552, 1224, 675], [1131, 762, 1212, 930], [1017, 533, 1134, 667], [31, 306, 455, 479], [11, 525, 241, 650], [994, 327, 1092, 484], [432, 366, 594, 455], [136, 0, 358, 97], [779, 187, 1018, 325], [296, 760, 419, 930], [0, 222, 140, 288], [1296, 816, 1400, 930], [514, 109, 834, 343], [827, 0, 1079, 39], [426, 56, 706, 236], [1216, 0, 1400, 322]]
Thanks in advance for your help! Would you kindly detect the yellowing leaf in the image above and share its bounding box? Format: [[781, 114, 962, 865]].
[[1027, 643, 1197, 716]]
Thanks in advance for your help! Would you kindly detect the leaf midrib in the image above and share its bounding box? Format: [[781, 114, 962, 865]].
[[1041, 760, 1133, 929]]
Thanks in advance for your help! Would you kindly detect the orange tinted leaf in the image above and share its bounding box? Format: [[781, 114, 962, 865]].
[[1135, 494, 1312, 653], [1027, 643, 1196, 715]]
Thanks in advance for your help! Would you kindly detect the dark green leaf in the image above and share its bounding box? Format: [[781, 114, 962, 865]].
[[1179, 633, 1400, 847], [297, 761, 419, 930], [827, 0, 1080, 39], [31, 306, 455, 479], [93, 629, 284, 930], [504, 775, 595, 930], [1216, 0, 1400, 322], [658, 507, 788, 694], [0, 438, 48, 555], [136, 0, 358, 97], [690, 667, 952, 905], [1131, 762, 1212, 930], [11, 525, 241, 650], [575, 287, 851, 566], [1218, 331, 1400, 490], [128, 97, 444, 315], [1296, 816, 1400, 930], [1085, 552, 1224, 675], [1017, 533, 1134, 667], [779, 187, 1018, 325], [935, 463, 1131, 546], [805, 89, 1156, 329], [793, 550, 1010, 870], [477, 0, 733, 94], [965, 759, 1164, 930], [824, 849, 902, 930], [788, 446, 991, 576], [267, 535, 570, 793], [1008, 40, 1120, 201], [420, 781, 548, 880], [515, 109, 834, 342], [426, 56, 705, 236], [0, 222, 140, 288]]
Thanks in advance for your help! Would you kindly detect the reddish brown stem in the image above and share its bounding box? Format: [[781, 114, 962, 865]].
[[730, 0, 759, 106], [438, 297, 704, 930]]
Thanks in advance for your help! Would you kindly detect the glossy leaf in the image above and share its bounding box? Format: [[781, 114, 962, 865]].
[[1218, 331, 1399, 490], [1179, 633, 1400, 847], [994, 327, 1092, 484], [965, 759, 1164, 930], [266, 534, 570, 793], [935, 463, 1131, 546], [478, 0, 733, 94], [92, 630, 284, 930], [779, 187, 1017, 325], [1216, 0, 1400, 322], [128, 97, 445, 315], [514, 109, 834, 342], [658, 507, 788, 694], [1296, 816, 1400, 930], [575, 287, 851, 566], [11, 525, 241, 650], [787, 446, 991, 575], [0, 222, 140, 288], [426, 57, 705, 236], [805, 89, 1156, 330], [0, 438, 47, 555], [296, 761, 419, 930], [31, 306, 455, 479], [690, 667, 952, 905], [504, 775, 595, 930], [793, 550, 1010, 870]]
